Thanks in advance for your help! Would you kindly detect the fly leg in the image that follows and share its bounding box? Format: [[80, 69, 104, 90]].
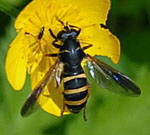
[[68, 24, 81, 36], [45, 53, 59, 57], [83, 107, 87, 121], [48, 28, 61, 49], [25, 26, 45, 52], [82, 44, 93, 50], [60, 96, 65, 117]]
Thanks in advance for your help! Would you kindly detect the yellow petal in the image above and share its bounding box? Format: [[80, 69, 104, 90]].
[[30, 56, 52, 89], [5, 30, 28, 90], [80, 25, 120, 64], [15, 0, 37, 30], [72, 0, 110, 24], [15, 0, 110, 31]]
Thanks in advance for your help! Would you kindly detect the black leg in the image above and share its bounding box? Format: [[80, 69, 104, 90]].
[[69, 24, 80, 29], [48, 29, 61, 48], [45, 53, 59, 57], [69, 25, 81, 36], [38, 27, 45, 40], [76, 27, 81, 37], [25, 27, 45, 40], [70, 25, 81, 36], [24, 30, 45, 52], [82, 44, 93, 50], [52, 40, 61, 48], [49, 28, 57, 39], [83, 107, 87, 121]]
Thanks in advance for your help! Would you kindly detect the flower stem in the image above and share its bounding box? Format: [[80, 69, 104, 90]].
[[0, 1, 20, 18]]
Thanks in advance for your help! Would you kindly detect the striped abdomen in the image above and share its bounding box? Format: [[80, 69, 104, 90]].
[[63, 66, 89, 113]]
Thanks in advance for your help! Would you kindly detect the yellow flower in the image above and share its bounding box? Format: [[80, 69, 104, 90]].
[[6, 0, 120, 116]]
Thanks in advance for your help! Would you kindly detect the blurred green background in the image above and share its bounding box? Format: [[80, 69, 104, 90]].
[[0, 0, 150, 135]]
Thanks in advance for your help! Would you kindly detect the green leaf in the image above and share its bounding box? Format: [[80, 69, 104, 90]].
[[0, 1, 19, 18]]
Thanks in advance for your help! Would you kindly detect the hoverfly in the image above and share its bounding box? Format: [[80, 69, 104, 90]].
[[21, 20, 141, 120]]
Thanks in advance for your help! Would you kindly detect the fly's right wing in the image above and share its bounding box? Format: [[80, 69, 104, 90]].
[[84, 55, 141, 97]]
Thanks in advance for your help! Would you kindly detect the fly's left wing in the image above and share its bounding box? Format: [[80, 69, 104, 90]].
[[84, 55, 141, 97], [21, 60, 63, 117]]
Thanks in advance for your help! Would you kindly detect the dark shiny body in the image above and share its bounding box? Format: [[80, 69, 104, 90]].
[[59, 38, 89, 113], [60, 38, 85, 66]]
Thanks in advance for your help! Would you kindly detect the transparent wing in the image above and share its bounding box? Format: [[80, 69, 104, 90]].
[[84, 55, 141, 96], [21, 60, 64, 117]]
